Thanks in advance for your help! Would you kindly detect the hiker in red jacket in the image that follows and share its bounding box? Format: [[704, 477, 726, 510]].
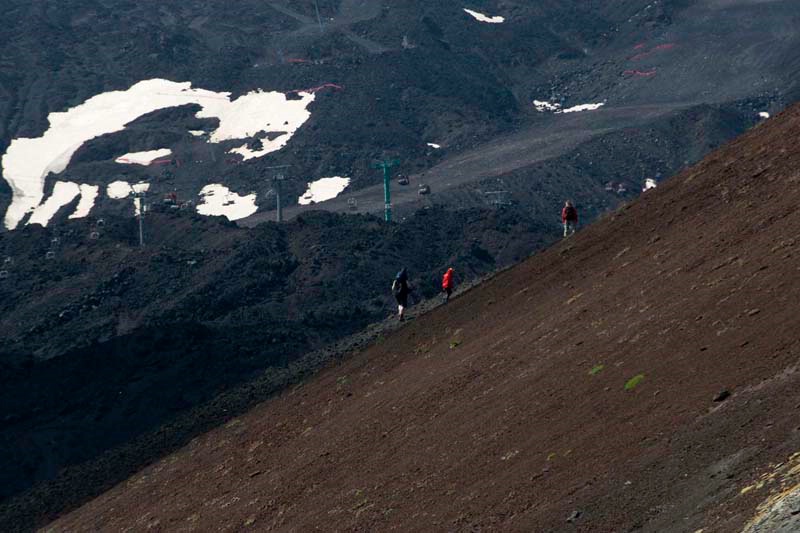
[[442, 267, 455, 302], [562, 200, 578, 237]]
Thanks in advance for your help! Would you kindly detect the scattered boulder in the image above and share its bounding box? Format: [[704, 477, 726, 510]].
[[713, 390, 731, 403]]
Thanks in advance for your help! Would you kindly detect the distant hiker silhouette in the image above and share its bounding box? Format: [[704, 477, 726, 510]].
[[562, 200, 578, 237], [392, 268, 412, 321], [441, 267, 455, 303]]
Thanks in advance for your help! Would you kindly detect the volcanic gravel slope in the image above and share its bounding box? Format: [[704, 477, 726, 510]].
[[0, 204, 556, 507], [42, 105, 800, 532], [1, 0, 798, 223]]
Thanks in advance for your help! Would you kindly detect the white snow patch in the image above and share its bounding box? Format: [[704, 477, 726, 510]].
[[189, 130, 206, 137], [28, 182, 80, 226], [534, 100, 562, 112], [131, 182, 151, 216], [115, 149, 172, 166], [200, 90, 315, 160], [643, 178, 658, 191], [561, 102, 606, 113], [69, 184, 100, 219], [427, 143, 441, 149], [1, 79, 315, 229], [196, 184, 258, 221], [534, 100, 606, 114], [298, 177, 350, 205], [759, 112, 770, 119], [132, 182, 150, 194], [107, 181, 132, 199], [464, 8, 505, 23]]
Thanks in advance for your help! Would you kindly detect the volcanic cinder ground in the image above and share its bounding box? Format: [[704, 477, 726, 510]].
[[2, 2, 800, 531], [37, 103, 800, 533], [1, 0, 799, 229]]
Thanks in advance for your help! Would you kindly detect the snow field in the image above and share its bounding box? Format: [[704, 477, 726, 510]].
[[27, 182, 81, 226], [196, 184, 258, 221], [298, 177, 351, 205], [115, 149, 172, 166], [533, 100, 606, 114], [464, 9, 505, 23], [1, 79, 315, 229], [69, 185, 100, 219], [107, 181, 133, 199]]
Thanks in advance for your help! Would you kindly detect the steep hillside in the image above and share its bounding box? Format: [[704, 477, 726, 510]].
[[32, 104, 800, 531], [244, 100, 759, 224], [1, 0, 797, 228], [0, 203, 556, 504]]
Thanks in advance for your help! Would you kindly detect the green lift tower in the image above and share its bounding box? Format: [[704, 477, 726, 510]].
[[373, 159, 399, 222]]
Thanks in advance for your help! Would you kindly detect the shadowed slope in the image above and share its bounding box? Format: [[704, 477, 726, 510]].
[[46, 104, 800, 531]]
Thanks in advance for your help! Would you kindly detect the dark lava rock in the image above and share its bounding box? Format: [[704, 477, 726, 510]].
[[713, 390, 731, 403]]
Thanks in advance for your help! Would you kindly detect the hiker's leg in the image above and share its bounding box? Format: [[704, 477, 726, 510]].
[[563, 223, 568, 237]]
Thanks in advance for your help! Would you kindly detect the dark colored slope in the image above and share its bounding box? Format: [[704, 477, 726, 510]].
[[44, 105, 800, 531], [241, 100, 759, 225], [0, 204, 553, 518], [2, 0, 797, 224]]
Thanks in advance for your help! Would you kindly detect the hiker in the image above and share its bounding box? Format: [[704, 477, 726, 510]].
[[561, 200, 578, 237], [441, 267, 455, 303], [392, 268, 412, 321]]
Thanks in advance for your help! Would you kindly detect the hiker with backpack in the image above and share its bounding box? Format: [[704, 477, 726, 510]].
[[441, 267, 456, 303], [392, 268, 412, 321], [562, 200, 578, 237]]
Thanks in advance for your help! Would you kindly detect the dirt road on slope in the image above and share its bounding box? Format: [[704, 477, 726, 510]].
[[241, 102, 693, 226], [267, 0, 389, 54]]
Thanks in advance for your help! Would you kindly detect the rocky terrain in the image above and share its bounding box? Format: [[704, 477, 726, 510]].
[[1, 1, 800, 530], [1, 0, 798, 221], [33, 99, 800, 533], [0, 202, 558, 504]]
